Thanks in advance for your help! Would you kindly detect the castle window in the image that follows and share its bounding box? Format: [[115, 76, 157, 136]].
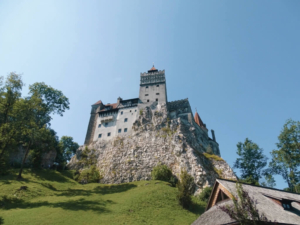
[[121, 111, 123, 115], [130, 110, 131, 112], [156, 93, 159, 95], [118, 129, 121, 133], [124, 128, 127, 132], [98, 134, 102, 138], [105, 122, 108, 126], [145, 94, 148, 96], [107, 132, 111, 136], [135, 110, 136, 112], [156, 85, 159, 87], [147, 100, 149, 102], [98, 124, 101, 128], [156, 98, 158, 102], [146, 86, 148, 88], [124, 118, 128, 122]]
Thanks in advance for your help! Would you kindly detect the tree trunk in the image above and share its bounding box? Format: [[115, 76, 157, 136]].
[[17, 144, 30, 179]]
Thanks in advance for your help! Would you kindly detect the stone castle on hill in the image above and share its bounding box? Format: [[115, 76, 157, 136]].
[[85, 66, 220, 155], [70, 66, 235, 193]]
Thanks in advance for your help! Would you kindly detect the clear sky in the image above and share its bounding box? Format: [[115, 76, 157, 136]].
[[1, 0, 300, 189]]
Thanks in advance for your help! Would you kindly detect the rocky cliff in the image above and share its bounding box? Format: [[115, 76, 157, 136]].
[[69, 102, 236, 194]]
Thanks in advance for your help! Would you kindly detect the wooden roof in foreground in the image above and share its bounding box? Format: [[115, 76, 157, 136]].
[[192, 179, 300, 225]]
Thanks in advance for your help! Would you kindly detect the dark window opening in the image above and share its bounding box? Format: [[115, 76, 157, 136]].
[[124, 128, 127, 132], [130, 110, 131, 112], [118, 129, 121, 133], [156, 93, 159, 95], [121, 111, 123, 115], [98, 134, 102, 138], [146, 86, 148, 88], [107, 132, 111, 136], [145, 94, 149, 96], [156, 84, 159, 87], [147, 100, 149, 102], [216, 190, 229, 204], [124, 118, 128, 122], [105, 122, 108, 126], [156, 98, 158, 102], [98, 124, 101, 128]]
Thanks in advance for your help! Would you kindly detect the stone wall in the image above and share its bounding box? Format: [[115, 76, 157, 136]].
[[69, 101, 236, 194]]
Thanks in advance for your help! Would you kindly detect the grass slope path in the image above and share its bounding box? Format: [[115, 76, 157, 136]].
[[0, 169, 205, 225]]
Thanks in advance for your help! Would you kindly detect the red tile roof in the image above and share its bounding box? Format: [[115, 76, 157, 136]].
[[100, 103, 118, 112], [149, 66, 157, 71], [194, 112, 206, 128], [93, 100, 102, 105]]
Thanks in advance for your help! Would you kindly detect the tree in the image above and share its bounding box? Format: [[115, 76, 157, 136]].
[[218, 183, 271, 225], [177, 170, 195, 209], [267, 119, 300, 190], [151, 164, 172, 182], [0, 73, 24, 164], [56, 136, 79, 169], [234, 138, 267, 185], [16, 83, 69, 179]]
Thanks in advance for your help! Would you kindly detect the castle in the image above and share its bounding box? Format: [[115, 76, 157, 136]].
[[84, 66, 220, 156]]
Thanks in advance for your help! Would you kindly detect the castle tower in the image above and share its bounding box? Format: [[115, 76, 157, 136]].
[[139, 66, 167, 105]]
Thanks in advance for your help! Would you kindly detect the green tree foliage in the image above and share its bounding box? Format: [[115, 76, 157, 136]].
[[74, 165, 101, 184], [151, 164, 173, 182], [267, 119, 300, 191], [78, 146, 97, 168], [234, 138, 267, 185], [176, 170, 195, 209], [198, 186, 213, 203], [218, 183, 271, 225], [56, 136, 79, 169], [0, 216, 3, 225], [0, 73, 24, 168]]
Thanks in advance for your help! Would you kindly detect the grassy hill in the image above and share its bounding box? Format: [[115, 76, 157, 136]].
[[0, 169, 205, 225]]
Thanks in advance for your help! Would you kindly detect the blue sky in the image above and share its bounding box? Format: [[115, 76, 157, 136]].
[[1, 0, 300, 189]]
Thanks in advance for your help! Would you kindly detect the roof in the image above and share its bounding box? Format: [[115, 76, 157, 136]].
[[99, 103, 118, 112], [194, 111, 206, 128], [193, 179, 300, 225], [148, 65, 158, 73], [93, 100, 102, 105]]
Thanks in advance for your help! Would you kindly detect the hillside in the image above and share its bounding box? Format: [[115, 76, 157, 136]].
[[0, 169, 205, 225]]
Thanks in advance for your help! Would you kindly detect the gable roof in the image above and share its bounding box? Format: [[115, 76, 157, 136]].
[[193, 179, 300, 225], [194, 111, 206, 128]]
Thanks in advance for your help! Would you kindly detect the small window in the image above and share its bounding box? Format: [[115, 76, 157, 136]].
[[107, 132, 111, 136], [156, 84, 159, 87], [118, 129, 121, 133], [98, 124, 101, 128], [146, 86, 148, 88], [98, 134, 102, 138], [147, 100, 149, 102], [145, 94, 149, 96], [156, 93, 159, 95], [105, 122, 108, 126], [124, 118, 128, 122], [156, 98, 158, 102], [124, 128, 127, 132], [121, 111, 123, 115], [135, 110, 136, 112], [130, 110, 131, 112]]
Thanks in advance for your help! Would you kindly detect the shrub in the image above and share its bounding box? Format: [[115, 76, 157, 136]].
[[176, 170, 195, 209], [198, 186, 213, 202], [151, 164, 172, 182], [74, 165, 101, 184], [169, 176, 178, 187]]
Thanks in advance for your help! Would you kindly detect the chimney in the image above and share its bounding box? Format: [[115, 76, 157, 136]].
[[211, 130, 216, 142]]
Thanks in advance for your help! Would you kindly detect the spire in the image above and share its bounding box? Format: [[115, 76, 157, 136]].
[[148, 64, 158, 73], [194, 111, 206, 128]]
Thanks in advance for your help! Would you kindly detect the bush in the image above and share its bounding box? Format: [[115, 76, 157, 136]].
[[198, 186, 213, 202], [74, 165, 101, 184], [176, 170, 195, 209], [151, 164, 172, 182]]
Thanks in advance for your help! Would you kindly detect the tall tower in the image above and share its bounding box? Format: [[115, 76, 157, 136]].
[[139, 66, 167, 104]]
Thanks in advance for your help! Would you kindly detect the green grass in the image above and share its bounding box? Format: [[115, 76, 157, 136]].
[[0, 169, 205, 225], [203, 153, 224, 161]]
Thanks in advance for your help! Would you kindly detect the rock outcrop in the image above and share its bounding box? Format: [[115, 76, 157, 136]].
[[69, 102, 236, 194]]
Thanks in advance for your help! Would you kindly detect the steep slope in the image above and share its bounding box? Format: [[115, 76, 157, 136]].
[[69, 102, 236, 194]]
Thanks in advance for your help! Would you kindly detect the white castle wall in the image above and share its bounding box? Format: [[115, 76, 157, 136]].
[[93, 106, 138, 141]]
